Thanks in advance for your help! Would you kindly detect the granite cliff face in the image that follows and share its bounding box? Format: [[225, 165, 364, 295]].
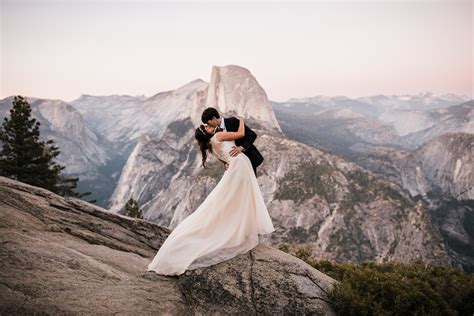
[[355, 133, 474, 201], [251, 134, 452, 265], [109, 123, 453, 267], [109, 65, 283, 214], [272, 97, 473, 271], [403, 133, 474, 200], [0, 176, 337, 314], [70, 79, 209, 148], [68, 65, 282, 206], [351, 133, 474, 271], [70, 66, 283, 147], [205, 65, 282, 133]]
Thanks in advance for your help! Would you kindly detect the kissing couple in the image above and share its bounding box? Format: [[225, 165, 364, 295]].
[[147, 107, 275, 276]]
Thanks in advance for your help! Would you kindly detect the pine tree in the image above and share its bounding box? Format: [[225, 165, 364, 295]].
[[124, 197, 143, 219], [0, 95, 94, 201]]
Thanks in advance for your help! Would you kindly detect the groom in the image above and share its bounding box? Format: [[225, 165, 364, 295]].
[[201, 107, 264, 176]]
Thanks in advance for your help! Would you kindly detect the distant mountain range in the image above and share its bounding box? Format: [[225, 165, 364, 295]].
[[0, 65, 472, 271], [286, 92, 470, 116], [272, 98, 473, 199], [272, 93, 473, 271]]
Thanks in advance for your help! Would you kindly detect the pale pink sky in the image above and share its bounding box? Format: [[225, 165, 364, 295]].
[[1, 0, 472, 102]]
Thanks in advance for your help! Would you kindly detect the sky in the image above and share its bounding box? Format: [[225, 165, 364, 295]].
[[1, 0, 472, 102]]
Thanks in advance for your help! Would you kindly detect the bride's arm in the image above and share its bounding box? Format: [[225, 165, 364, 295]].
[[216, 117, 245, 141]]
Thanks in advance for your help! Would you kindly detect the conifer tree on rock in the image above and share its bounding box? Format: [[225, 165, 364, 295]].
[[0, 95, 94, 201], [124, 196, 143, 219]]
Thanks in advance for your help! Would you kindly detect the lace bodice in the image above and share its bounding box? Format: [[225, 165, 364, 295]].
[[210, 133, 236, 164]]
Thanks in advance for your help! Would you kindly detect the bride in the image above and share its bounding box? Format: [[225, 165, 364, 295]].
[[147, 116, 275, 276]]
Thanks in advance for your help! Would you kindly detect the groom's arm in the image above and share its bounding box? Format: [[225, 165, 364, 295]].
[[227, 117, 257, 151]]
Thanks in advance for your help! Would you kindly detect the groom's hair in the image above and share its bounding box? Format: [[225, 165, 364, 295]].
[[201, 107, 220, 123]]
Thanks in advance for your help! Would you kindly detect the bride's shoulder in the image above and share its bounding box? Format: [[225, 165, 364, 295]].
[[212, 132, 222, 143]]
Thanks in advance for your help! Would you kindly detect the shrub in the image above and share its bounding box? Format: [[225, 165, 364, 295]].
[[291, 246, 474, 315]]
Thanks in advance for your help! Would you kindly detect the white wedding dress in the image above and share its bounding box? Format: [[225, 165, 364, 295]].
[[147, 133, 275, 276]]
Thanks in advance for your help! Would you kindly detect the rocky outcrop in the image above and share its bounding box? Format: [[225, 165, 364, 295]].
[[178, 245, 336, 314], [0, 176, 337, 314]]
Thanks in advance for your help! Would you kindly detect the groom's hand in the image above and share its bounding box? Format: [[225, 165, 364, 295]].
[[229, 146, 244, 157]]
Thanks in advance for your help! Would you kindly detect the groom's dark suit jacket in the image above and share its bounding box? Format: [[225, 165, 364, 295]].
[[224, 117, 264, 176]]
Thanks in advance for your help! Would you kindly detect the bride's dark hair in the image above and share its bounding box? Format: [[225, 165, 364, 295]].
[[195, 124, 213, 169]]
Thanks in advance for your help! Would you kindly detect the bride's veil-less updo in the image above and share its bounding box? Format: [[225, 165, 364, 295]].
[[195, 124, 213, 169], [194, 125, 223, 169]]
